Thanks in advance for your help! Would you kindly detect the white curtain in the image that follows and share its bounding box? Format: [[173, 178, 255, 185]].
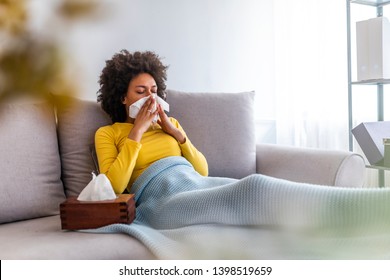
[[272, 0, 390, 187], [273, 0, 349, 150]]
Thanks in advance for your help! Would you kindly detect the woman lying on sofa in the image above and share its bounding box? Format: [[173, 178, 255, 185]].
[[95, 50, 208, 194], [94, 50, 390, 259]]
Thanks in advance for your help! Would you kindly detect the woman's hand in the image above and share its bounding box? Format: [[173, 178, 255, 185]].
[[157, 104, 186, 144], [128, 96, 158, 142]]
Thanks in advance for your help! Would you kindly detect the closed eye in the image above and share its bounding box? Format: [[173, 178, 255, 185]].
[[135, 85, 157, 94]]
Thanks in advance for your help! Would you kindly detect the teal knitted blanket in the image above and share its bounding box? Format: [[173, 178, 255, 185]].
[[93, 156, 390, 259]]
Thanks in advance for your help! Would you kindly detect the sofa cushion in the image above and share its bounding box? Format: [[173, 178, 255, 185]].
[[0, 215, 155, 259], [0, 100, 65, 223], [166, 90, 256, 178], [55, 96, 111, 197]]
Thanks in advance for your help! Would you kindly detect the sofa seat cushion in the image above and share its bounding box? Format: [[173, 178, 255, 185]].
[[0, 100, 65, 223], [167, 90, 256, 178], [0, 215, 155, 259]]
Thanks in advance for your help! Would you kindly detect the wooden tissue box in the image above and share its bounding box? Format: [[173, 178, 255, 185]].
[[60, 194, 135, 230]]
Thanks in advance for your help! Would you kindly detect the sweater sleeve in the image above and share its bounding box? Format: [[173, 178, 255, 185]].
[[95, 126, 141, 194], [172, 118, 209, 176]]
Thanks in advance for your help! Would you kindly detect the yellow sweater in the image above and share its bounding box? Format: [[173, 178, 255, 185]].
[[95, 117, 208, 194]]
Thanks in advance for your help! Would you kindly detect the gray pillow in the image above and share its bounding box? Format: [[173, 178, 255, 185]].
[[0, 100, 65, 223], [166, 90, 256, 178], [56, 96, 111, 197]]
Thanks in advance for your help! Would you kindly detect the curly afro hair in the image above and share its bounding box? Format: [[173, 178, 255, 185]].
[[97, 50, 168, 123]]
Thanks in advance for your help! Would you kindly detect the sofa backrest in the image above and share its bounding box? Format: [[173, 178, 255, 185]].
[[57, 90, 256, 197], [0, 98, 66, 224], [60, 90, 257, 194]]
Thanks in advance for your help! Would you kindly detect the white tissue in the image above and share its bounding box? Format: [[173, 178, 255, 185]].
[[77, 173, 117, 201], [129, 94, 169, 122]]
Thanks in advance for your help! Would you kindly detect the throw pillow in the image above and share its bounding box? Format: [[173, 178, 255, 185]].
[[0, 100, 65, 223], [166, 89, 256, 178], [55, 96, 111, 197]]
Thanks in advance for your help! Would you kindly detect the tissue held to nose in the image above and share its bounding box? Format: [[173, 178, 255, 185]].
[[129, 94, 169, 121]]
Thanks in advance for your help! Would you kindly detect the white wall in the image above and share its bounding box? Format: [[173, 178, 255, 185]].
[[28, 0, 275, 121]]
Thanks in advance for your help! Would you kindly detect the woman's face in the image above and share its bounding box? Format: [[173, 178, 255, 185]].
[[122, 72, 157, 109]]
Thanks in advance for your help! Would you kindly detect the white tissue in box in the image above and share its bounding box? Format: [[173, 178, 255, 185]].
[[77, 173, 117, 201]]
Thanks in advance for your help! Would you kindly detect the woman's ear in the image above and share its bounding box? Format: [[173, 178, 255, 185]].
[[121, 95, 128, 105]]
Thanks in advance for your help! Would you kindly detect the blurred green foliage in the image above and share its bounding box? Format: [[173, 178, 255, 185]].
[[0, 0, 102, 103]]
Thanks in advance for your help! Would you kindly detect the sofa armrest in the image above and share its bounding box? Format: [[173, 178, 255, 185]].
[[256, 143, 365, 187]]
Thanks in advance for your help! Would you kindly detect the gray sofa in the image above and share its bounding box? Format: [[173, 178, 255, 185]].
[[0, 90, 365, 259]]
